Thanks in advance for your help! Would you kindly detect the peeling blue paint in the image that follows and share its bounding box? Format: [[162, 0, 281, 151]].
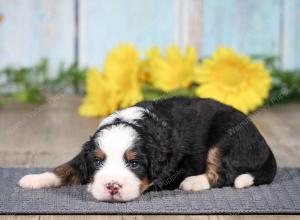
[[0, 0, 298, 76]]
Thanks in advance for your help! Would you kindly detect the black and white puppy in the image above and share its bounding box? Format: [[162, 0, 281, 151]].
[[18, 97, 277, 202]]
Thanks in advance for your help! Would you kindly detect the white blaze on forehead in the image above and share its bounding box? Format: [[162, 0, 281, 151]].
[[90, 124, 141, 201], [98, 106, 145, 128], [96, 124, 138, 159]]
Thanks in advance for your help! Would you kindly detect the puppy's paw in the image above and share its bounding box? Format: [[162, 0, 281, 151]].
[[87, 183, 92, 193], [179, 174, 210, 191], [18, 172, 61, 189], [234, 173, 254, 189]]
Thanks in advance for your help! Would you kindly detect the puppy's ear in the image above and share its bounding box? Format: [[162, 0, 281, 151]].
[[56, 149, 89, 185], [61, 139, 96, 184], [51, 150, 88, 186], [51, 138, 98, 185]]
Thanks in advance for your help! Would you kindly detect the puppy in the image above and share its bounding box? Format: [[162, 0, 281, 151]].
[[18, 97, 277, 201]]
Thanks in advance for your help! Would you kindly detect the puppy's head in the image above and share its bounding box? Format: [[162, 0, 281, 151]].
[[87, 124, 152, 202]]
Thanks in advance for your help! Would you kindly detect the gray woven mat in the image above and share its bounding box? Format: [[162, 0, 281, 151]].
[[0, 168, 299, 214]]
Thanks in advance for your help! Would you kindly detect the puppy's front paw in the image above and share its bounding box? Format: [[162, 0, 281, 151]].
[[18, 172, 61, 189], [179, 174, 210, 191]]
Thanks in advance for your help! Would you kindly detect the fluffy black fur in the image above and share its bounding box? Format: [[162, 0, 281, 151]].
[[59, 97, 277, 191]]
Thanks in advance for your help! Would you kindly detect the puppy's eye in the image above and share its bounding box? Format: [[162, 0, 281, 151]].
[[94, 159, 104, 168], [127, 160, 140, 170]]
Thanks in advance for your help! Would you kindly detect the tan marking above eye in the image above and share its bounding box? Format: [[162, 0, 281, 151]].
[[125, 148, 137, 161], [96, 148, 106, 160]]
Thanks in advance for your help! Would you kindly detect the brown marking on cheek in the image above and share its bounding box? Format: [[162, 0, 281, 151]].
[[139, 178, 152, 193], [125, 148, 137, 161], [206, 146, 222, 186], [96, 148, 106, 160], [88, 175, 94, 183], [53, 164, 81, 186]]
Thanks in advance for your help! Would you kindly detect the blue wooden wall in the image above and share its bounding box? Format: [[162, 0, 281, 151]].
[[0, 0, 299, 76], [0, 0, 75, 75]]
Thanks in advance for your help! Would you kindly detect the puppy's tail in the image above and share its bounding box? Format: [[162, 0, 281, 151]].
[[253, 149, 277, 185]]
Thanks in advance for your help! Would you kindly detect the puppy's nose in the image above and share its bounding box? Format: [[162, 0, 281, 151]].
[[106, 182, 122, 195]]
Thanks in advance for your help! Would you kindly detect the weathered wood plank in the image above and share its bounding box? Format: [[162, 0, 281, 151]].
[[1, 215, 296, 220], [177, 0, 203, 52], [0, 216, 38, 220], [0, 0, 75, 76], [0, 0, 298, 71], [78, 0, 178, 67], [199, 0, 281, 57], [0, 94, 99, 167], [281, 0, 300, 70]]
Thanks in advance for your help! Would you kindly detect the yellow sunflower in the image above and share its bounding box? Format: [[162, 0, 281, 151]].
[[79, 44, 144, 117], [104, 44, 143, 108], [141, 47, 161, 82], [147, 45, 198, 92], [195, 47, 271, 114], [78, 68, 118, 117]]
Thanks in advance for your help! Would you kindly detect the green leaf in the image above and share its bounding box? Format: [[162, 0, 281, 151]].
[[141, 84, 166, 100], [142, 84, 196, 101], [251, 54, 279, 70], [265, 69, 300, 106], [164, 87, 196, 98], [15, 86, 46, 104]]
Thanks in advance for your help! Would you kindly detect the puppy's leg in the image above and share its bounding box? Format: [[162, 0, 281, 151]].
[[18, 171, 61, 189], [179, 174, 210, 191], [180, 146, 222, 191], [18, 151, 88, 189]]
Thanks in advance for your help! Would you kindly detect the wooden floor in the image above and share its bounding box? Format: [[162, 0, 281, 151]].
[[0, 94, 299, 220]]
